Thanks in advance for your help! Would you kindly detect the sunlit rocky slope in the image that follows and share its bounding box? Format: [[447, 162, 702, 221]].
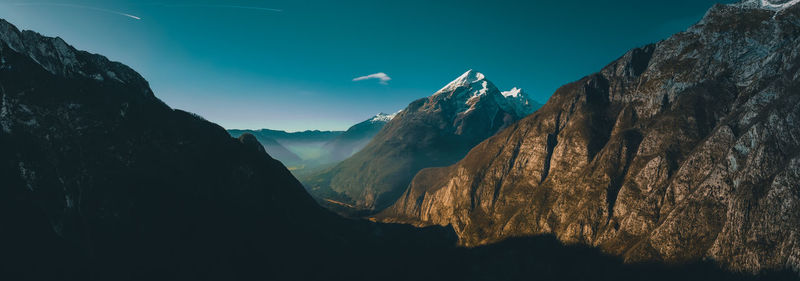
[[381, 2, 800, 273]]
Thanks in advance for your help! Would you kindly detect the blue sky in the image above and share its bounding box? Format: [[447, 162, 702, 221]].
[[0, 0, 735, 131]]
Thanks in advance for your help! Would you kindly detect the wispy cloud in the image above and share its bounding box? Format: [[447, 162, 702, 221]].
[[353, 72, 391, 85], [10, 2, 142, 20]]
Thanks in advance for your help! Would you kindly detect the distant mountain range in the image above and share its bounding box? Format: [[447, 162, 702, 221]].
[[254, 136, 304, 164], [228, 113, 394, 169], [323, 112, 399, 163], [226, 129, 341, 165], [303, 70, 541, 215], [228, 128, 342, 144]]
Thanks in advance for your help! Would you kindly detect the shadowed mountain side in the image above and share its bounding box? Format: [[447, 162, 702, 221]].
[[450, 235, 799, 281], [0, 17, 454, 280], [256, 136, 303, 165]]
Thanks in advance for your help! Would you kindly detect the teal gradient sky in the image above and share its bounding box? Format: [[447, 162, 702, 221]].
[[0, 0, 735, 131]]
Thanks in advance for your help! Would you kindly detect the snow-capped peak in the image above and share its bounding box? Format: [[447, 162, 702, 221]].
[[369, 111, 400, 123], [427, 70, 538, 117], [436, 69, 487, 94], [736, 0, 800, 10], [501, 87, 523, 98], [497, 87, 538, 117], [431, 70, 493, 114]]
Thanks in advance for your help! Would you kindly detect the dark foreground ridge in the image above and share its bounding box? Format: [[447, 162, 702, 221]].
[[0, 13, 796, 281]]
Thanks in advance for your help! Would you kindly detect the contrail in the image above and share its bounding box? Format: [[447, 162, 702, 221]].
[[150, 3, 283, 13], [11, 2, 142, 20]]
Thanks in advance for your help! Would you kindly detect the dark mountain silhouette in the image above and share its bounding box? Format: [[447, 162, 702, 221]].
[[257, 136, 304, 165], [0, 18, 453, 281]]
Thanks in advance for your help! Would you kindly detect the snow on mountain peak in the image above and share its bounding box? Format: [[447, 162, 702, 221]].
[[736, 0, 800, 10], [762, 0, 800, 9], [497, 87, 537, 117], [369, 111, 400, 123], [429, 70, 537, 117], [502, 87, 523, 98], [437, 69, 487, 94]]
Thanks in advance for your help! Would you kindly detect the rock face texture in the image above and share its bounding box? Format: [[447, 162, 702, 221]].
[[381, 3, 800, 273], [305, 70, 540, 214]]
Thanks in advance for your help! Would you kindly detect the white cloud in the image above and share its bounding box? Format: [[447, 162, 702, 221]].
[[353, 72, 392, 85]]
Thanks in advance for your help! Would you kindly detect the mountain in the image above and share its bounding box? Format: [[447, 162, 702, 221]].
[[0, 18, 465, 281], [739, 0, 800, 10], [228, 128, 343, 143], [257, 136, 304, 165], [379, 2, 800, 273], [322, 112, 397, 163], [0, 16, 797, 281], [228, 128, 343, 168], [228, 113, 394, 168], [228, 128, 342, 159], [304, 70, 541, 214]]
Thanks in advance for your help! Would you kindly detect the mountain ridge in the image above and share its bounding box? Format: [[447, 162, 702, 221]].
[[0, 17, 463, 280], [229, 112, 395, 168], [322, 112, 399, 164], [379, 2, 800, 273], [304, 70, 541, 214]]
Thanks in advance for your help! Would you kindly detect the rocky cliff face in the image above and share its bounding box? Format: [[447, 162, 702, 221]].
[[381, 3, 800, 273], [305, 70, 540, 214]]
